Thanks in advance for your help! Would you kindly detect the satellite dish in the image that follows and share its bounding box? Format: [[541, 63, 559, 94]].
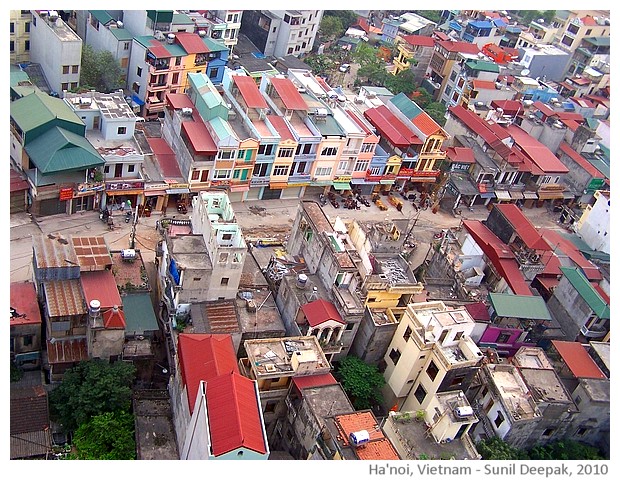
[[520, 68, 530, 76]]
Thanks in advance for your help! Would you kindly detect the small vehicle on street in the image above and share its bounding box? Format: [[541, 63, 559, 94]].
[[339, 63, 351, 73]]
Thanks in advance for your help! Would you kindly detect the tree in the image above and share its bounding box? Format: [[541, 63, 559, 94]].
[[477, 437, 527, 460], [528, 440, 604, 460], [335, 355, 385, 410], [70, 411, 136, 460], [424, 102, 447, 126], [384, 69, 417, 96], [324, 10, 359, 29], [319, 16, 344, 41], [49, 359, 136, 433], [353, 43, 389, 86], [80, 44, 123, 93], [412, 11, 443, 24]]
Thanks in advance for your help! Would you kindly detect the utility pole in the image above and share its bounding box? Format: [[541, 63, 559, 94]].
[[129, 200, 139, 249]]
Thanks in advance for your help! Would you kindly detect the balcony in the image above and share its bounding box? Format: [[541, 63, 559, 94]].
[[288, 173, 311, 183], [250, 176, 270, 187]]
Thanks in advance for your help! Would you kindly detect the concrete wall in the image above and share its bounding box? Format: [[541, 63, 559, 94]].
[[546, 279, 592, 341]]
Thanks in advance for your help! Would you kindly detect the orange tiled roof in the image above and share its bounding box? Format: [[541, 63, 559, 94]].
[[334, 411, 400, 460]]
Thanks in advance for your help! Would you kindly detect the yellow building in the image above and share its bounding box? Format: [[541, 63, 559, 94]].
[[10, 10, 32, 64]]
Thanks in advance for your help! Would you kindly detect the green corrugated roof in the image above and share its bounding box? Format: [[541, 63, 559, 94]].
[[172, 13, 193, 25], [11, 85, 38, 98], [465, 59, 500, 73], [489, 293, 552, 320], [202, 36, 227, 52], [110, 27, 134, 41], [90, 10, 114, 25], [583, 37, 610, 47], [11, 91, 84, 133], [313, 114, 346, 137], [559, 267, 610, 318], [10, 66, 30, 87], [122, 293, 159, 335], [134, 35, 153, 49], [209, 117, 237, 144], [391, 92, 422, 120], [147, 10, 173, 23], [165, 43, 187, 57], [24, 127, 104, 174]]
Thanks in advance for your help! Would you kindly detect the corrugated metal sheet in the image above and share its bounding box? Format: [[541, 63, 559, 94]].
[[46, 337, 88, 364], [10, 431, 51, 459], [203, 301, 239, 333], [334, 411, 399, 460], [43, 279, 86, 317], [33, 235, 80, 281], [301, 299, 344, 327], [551, 340, 606, 379], [80, 270, 121, 309], [206, 373, 268, 456]]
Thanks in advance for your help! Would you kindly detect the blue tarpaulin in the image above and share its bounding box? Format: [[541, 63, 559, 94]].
[[132, 94, 145, 106], [169, 258, 180, 285]]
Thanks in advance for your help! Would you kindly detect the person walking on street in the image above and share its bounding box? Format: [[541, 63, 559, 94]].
[[120, 201, 125, 212]]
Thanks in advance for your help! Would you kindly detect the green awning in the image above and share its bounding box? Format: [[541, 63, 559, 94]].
[[122, 293, 159, 335], [333, 182, 351, 191]]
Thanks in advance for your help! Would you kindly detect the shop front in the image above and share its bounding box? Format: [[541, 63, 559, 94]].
[[103, 180, 145, 212]]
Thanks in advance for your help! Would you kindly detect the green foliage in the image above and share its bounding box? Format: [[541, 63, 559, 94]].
[[319, 16, 344, 41], [384, 69, 417, 96], [10, 361, 23, 382], [305, 54, 336, 76], [324, 11, 359, 29], [424, 102, 447, 126], [335, 355, 385, 410], [49, 359, 136, 433], [80, 44, 123, 93], [71, 411, 136, 460], [477, 437, 605, 460], [411, 11, 442, 24], [477, 437, 527, 460], [528, 440, 604, 460]]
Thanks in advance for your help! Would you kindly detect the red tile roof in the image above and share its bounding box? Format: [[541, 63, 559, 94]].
[[270, 77, 307, 111], [539, 228, 602, 281], [364, 105, 422, 148], [10, 385, 50, 435], [80, 270, 122, 309], [504, 125, 569, 174], [146, 137, 183, 179], [206, 372, 267, 456], [166, 93, 194, 110], [334, 411, 400, 460], [463, 220, 532, 296], [580, 16, 598, 26], [147, 40, 171, 59], [493, 204, 551, 251], [10, 282, 42, 326], [292, 372, 338, 393], [558, 142, 605, 179], [402, 34, 435, 47], [10, 168, 29, 192], [412, 111, 442, 137], [464, 302, 491, 322], [472, 79, 497, 90], [445, 146, 475, 163], [71, 236, 112, 271], [438, 40, 480, 54], [103, 305, 126, 329], [233, 75, 268, 109], [491, 100, 525, 116], [301, 299, 344, 327], [551, 341, 606, 379], [181, 120, 218, 154], [267, 114, 295, 142], [177, 334, 239, 414], [174, 32, 209, 54]]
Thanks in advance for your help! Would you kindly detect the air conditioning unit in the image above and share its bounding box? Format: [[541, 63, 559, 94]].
[[181, 107, 193, 116], [455, 406, 474, 417]]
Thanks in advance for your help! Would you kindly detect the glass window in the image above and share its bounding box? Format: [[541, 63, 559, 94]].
[[414, 384, 427, 403], [426, 361, 439, 381], [389, 348, 401, 365], [117, 127, 127, 135]]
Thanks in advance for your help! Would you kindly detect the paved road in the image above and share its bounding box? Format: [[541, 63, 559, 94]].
[[10, 196, 564, 283]]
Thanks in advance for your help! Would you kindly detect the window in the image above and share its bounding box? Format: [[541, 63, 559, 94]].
[[315, 166, 332, 176], [273, 165, 290, 176], [337, 160, 349, 172], [104, 166, 110, 174], [70, 82, 78, 90], [61, 83, 69, 91], [127, 164, 135, 173], [220, 277, 229, 286], [193, 277, 201, 282], [137, 66, 142, 77], [209, 68, 218, 79], [219, 252, 229, 263], [258, 144, 274, 156], [10, 22, 14, 33], [287, 47, 294, 55], [172, 72, 179, 84], [72, 65, 79, 74], [389, 348, 401, 365], [450, 373, 466, 387], [494, 411, 505, 428], [561, 36, 574, 47], [450, 70, 457, 82], [10, 41, 15, 52], [321, 146, 338, 156], [117, 126, 127, 135], [497, 332, 511, 343], [23, 335, 33, 347], [346, 322, 354, 331], [542, 428, 556, 437], [454, 331, 464, 341], [200, 169, 209, 182], [361, 143, 374, 153], [414, 384, 427, 404], [63, 65, 70, 74], [354, 159, 369, 171], [25, 40, 30, 51], [253, 163, 268, 176], [576, 427, 589, 436], [214, 169, 230, 179], [403, 326, 412, 342], [277, 147, 294, 158], [218, 150, 234, 160], [191, 170, 200, 181], [426, 361, 439, 381]]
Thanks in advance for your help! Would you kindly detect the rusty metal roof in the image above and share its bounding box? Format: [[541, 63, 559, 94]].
[[46, 337, 88, 364], [33, 234, 79, 270], [203, 300, 240, 334], [71, 236, 112, 271], [43, 279, 86, 317]]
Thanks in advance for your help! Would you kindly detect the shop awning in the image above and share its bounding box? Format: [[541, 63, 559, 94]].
[[523, 191, 538, 199], [106, 189, 143, 196], [509, 191, 524, 200], [166, 188, 190, 194], [380, 179, 395, 184], [144, 190, 167, 196], [495, 190, 511, 201], [332, 182, 351, 191], [562, 191, 575, 199], [537, 191, 564, 200]]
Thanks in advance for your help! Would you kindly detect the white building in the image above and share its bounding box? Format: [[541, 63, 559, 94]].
[[575, 190, 610, 254], [29, 10, 82, 95]]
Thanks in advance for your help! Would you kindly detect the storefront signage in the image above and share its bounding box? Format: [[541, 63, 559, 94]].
[[76, 182, 105, 194], [333, 175, 352, 183], [59, 187, 74, 201], [106, 181, 144, 191], [397, 167, 415, 177]]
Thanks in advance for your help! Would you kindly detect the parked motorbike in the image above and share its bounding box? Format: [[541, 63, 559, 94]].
[[124, 211, 132, 223], [319, 193, 328, 206], [99, 208, 110, 223]]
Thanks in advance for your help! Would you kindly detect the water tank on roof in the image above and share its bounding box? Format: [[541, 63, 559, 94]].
[[198, 30, 206, 37], [296, 273, 308, 289], [167, 33, 176, 44], [455, 406, 474, 417], [349, 430, 370, 447]]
